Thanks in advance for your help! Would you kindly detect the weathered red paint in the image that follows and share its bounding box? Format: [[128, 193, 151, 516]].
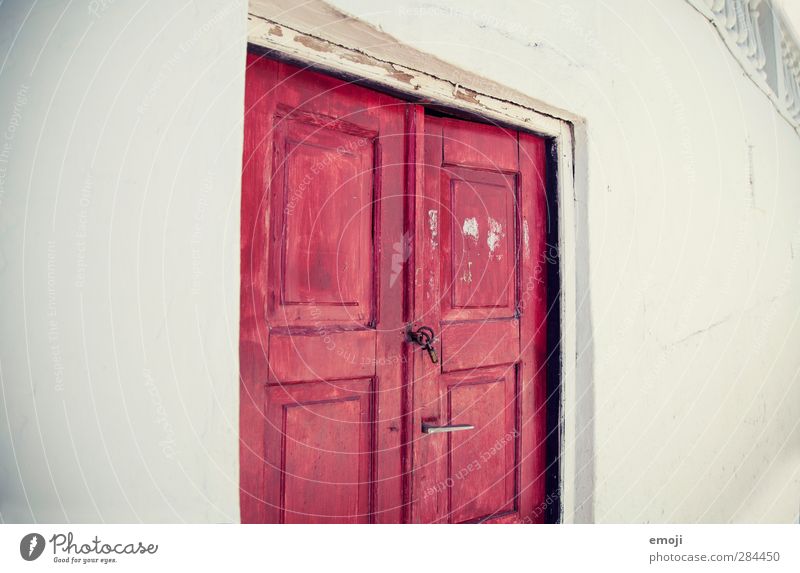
[[410, 117, 548, 523], [240, 54, 406, 523], [241, 53, 549, 523]]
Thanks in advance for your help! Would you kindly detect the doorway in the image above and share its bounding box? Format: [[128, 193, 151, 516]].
[[239, 53, 557, 523]]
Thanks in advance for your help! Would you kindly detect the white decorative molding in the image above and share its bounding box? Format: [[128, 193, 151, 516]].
[[778, 19, 800, 123], [687, 0, 800, 131]]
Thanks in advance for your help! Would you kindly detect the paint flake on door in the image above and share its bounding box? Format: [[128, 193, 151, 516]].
[[523, 219, 531, 259], [487, 216, 505, 261], [462, 217, 479, 243], [460, 260, 473, 284], [428, 209, 439, 248]]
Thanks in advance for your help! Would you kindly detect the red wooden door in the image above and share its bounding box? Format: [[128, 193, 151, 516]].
[[241, 54, 549, 524], [240, 55, 408, 523], [410, 115, 548, 523]]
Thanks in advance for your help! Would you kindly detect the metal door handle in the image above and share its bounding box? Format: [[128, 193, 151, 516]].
[[422, 423, 475, 434]]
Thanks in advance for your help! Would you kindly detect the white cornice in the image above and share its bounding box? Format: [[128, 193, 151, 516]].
[[687, 0, 800, 133]]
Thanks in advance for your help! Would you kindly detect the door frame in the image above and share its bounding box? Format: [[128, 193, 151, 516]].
[[245, 5, 589, 524]]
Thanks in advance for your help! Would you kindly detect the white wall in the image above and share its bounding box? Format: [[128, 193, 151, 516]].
[[318, 0, 800, 523], [0, 0, 245, 522], [1, 0, 799, 524]]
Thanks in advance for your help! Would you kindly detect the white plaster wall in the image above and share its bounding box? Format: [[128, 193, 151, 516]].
[[0, 0, 246, 522], [2, 0, 799, 524], [318, 0, 800, 523]]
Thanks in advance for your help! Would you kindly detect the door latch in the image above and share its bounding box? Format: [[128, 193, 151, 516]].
[[407, 325, 438, 364]]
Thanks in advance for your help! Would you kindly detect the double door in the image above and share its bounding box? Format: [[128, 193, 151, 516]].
[[240, 54, 549, 523]]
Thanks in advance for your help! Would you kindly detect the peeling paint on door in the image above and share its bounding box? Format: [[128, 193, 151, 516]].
[[523, 219, 531, 259], [462, 217, 479, 242], [460, 260, 473, 283], [428, 209, 439, 248], [487, 216, 505, 260]]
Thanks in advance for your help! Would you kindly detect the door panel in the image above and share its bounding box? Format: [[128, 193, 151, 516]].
[[265, 378, 373, 524], [441, 169, 517, 321], [267, 331, 375, 381], [444, 366, 517, 523], [411, 116, 548, 524], [442, 120, 518, 171], [271, 116, 375, 324], [440, 320, 519, 373], [240, 54, 407, 523]]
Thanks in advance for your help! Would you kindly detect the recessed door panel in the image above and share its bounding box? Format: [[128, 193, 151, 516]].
[[448, 176, 516, 314], [445, 367, 517, 523], [439, 165, 518, 323], [272, 117, 376, 326], [265, 378, 373, 524]]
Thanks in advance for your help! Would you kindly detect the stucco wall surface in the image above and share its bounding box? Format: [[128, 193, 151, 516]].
[[0, 0, 246, 522], [1, 0, 798, 523]]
